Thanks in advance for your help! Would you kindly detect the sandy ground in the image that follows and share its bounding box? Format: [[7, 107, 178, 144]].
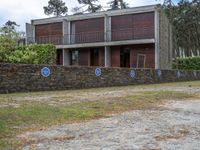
[[20, 99, 200, 150]]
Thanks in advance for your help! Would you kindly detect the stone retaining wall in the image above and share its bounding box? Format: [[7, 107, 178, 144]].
[[0, 63, 200, 93]]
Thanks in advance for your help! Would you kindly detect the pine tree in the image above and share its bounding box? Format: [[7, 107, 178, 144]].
[[77, 0, 102, 13], [108, 0, 129, 10], [43, 0, 68, 16]]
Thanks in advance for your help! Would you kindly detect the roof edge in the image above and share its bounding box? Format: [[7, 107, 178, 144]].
[[31, 4, 161, 25]]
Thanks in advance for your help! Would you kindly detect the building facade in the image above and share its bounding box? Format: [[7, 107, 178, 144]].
[[26, 4, 172, 69]]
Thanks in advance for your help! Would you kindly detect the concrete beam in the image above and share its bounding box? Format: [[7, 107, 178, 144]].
[[154, 9, 160, 69], [63, 49, 70, 66], [56, 39, 155, 49], [104, 15, 111, 42], [26, 23, 35, 44], [32, 17, 64, 25], [105, 46, 111, 67], [63, 20, 71, 44], [32, 5, 159, 25], [169, 24, 173, 69]]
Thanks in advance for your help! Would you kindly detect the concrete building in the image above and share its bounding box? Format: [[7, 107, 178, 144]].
[[26, 4, 172, 69]]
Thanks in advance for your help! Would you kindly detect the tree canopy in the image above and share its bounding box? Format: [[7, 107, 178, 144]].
[[72, 0, 129, 14], [44, 0, 68, 16], [163, 0, 200, 58], [0, 21, 21, 62], [75, 0, 102, 13], [108, 0, 129, 10]]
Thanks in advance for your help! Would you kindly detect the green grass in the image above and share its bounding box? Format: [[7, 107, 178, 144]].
[[1, 80, 200, 148], [0, 103, 99, 148], [0, 90, 197, 149]]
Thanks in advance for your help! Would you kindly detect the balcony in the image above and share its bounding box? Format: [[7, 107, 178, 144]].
[[70, 31, 104, 44], [112, 28, 154, 41], [27, 36, 63, 45], [27, 27, 154, 45]]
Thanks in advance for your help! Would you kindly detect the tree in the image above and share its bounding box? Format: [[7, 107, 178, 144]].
[[163, 0, 200, 58], [1, 20, 19, 34], [108, 0, 129, 10], [0, 21, 20, 62], [1, 20, 19, 37], [43, 0, 68, 16], [0, 21, 56, 64], [0, 20, 21, 43], [76, 0, 102, 13]]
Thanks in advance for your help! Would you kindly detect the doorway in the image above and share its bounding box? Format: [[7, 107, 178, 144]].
[[90, 48, 99, 66], [120, 47, 130, 67], [56, 49, 63, 65]]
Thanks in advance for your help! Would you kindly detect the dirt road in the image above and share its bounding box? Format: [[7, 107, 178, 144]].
[[21, 98, 200, 150]]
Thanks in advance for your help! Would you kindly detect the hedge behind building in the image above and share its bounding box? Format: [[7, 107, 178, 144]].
[[173, 57, 200, 70]]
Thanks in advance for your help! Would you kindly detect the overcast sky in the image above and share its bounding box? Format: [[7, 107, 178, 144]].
[[0, 0, 164, 31]]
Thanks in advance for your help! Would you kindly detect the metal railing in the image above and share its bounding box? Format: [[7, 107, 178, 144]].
[[70, 31, 104, 44], [35, 36, 63, 45], [111, 27, 154, 41], [27, 28, 154, 45], [27, 36, 63, 45]]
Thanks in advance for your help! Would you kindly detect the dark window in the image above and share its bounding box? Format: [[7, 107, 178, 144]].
[[120, 47, 130, 68], [57, 49, 63, 65], [90, 48, 99, 66]]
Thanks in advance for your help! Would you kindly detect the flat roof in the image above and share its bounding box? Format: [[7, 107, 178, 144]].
[[31, 4, 160, 25]]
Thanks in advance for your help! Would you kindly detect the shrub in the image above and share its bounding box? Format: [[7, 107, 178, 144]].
[[1, 44, 56, 64], [173, 57, 200, 70]]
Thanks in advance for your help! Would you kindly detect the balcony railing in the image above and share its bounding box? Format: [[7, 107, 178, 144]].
[[112, 28, 154, 41], [27, 36, 63, 45], [70, 31, 104, 44], [36, 36, 63, 45], [27, 27, 154, 45]]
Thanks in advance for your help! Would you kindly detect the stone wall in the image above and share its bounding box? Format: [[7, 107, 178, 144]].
[[0, 63, 200, 93]]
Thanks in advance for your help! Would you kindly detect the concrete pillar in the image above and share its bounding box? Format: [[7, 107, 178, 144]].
[[169, 24, 173, 69], [104, 46, 111, 67], [104, 15, 111, 42], [26, 23, 35, 44], [63, 20, 71, 45], [63, 49, 70, 66], [154, 9, 160, 69]]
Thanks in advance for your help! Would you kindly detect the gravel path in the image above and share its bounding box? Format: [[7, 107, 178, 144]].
[[20, 99, 200, 150]]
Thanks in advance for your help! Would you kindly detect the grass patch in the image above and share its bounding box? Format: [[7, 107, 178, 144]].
[[0, 90, 197, 149], [0, 103, 99, 148]]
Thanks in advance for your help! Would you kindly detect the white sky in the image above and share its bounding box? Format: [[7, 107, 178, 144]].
[[0, 0, 164, 31]]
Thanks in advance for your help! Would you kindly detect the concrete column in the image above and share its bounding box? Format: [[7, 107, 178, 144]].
[[169, 24, 173, 69], [104, 46, 111, 67], [26, 23, 35, 44], [104, 15, 111, 42], [63, 20, 71, 45], [154, 9, 160, 69], [63, 49, 70, 66]]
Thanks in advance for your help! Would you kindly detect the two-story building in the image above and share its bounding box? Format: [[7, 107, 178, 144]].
[[26, 4, 172, 69]]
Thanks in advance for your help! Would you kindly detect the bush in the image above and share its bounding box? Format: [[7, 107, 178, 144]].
[[173, 57, 200, 70], [1, 44, 56, 64], [0, 36, 17, 62]]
